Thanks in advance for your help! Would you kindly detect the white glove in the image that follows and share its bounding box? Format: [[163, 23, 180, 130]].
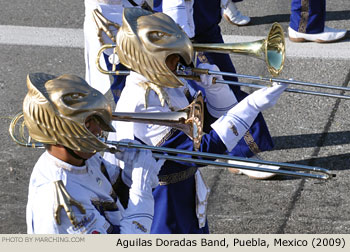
[[114, 139, 139, 187], [246, 82, 289, 111], [197, 63, 237, 118], [197, 63, 223, 89], [129, 149, 164, 194], [119, 149, 164, 234], [211, 82, 288, 151]]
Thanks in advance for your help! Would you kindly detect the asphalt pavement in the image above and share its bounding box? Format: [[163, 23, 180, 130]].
[[0, 0, 349, 234]]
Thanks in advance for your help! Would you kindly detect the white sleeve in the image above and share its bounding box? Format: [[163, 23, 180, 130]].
[[162, 0, 195, 38], [211, 83, 288, 151], [205, 84, 238, 118], [27, 183, 59, 234], [211, 96, 259, 152], [119, 191, 154, 234], [195, 63, 238, 117]]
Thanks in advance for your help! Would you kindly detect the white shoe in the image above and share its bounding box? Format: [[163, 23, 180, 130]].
[[288, 26, 347, 43], [223, 2, 250, 26], [227, 156, 279, 180]]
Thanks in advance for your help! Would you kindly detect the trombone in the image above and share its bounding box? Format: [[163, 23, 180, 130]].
[[96, 22, 285, 77], [96, 21, 350, 100], [103, 139, 335, 181], [177, 67, 350, 100], [9, 112, 335, 180], [10, 92, 204, 151]]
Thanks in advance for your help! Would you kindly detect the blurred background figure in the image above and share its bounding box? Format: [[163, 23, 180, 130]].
[[84, 0, 150, 103], [289, 0, 347, 43], [222, 0, 250, 26]]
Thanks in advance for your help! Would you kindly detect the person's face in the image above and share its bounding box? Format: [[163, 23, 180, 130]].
[[73, 116, 102, 160], [166, 54, 180, 73]]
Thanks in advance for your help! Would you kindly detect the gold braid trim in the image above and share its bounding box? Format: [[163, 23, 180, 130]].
[[155, 128, 198, 185], [299, 0, 309, 33], [158, 167, 197, 186], [155, 128, 177, 147], [243, 131, 261, 154]]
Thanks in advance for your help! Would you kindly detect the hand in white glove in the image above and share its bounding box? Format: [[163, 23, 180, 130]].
[[119, 148, 164, 234], [114, 139, 140, 187], [246, 82, 289, 111], [197, 63, 237, 118], [129, 149, 165, 195], [197, 63, 223, 89]]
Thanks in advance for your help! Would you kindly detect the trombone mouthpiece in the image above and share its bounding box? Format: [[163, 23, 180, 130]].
[[176, 63, 192, 75]]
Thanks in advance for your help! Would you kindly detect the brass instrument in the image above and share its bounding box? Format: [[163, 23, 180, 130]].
[[95, 20, 350, 100], [96, 43, 127, 75], [177, 66, 350, 100], [103, 139, 335, 181], [96, 22, 284, 76], [10, 92, 203, 150], [9, 111, 335, 180], [111, 92, 204, 150], [192, 22, 285, 77]]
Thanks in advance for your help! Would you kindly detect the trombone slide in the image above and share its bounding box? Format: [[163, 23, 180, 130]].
[[178, 66, 350, 100], [104, 139, 335, 181], [8, 112, 335, 180]]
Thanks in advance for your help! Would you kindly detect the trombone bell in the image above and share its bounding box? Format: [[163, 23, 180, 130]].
[[112, 92, 204, 150], [192, 22, 285, 77]]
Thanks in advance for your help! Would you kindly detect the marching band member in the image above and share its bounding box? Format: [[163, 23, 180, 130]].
[[288, 0, 346, 43], [104, 8, 288, 233], [84, 0, 150, 103], [24, 73, 163, 234], [153, 0, 278, 179]]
